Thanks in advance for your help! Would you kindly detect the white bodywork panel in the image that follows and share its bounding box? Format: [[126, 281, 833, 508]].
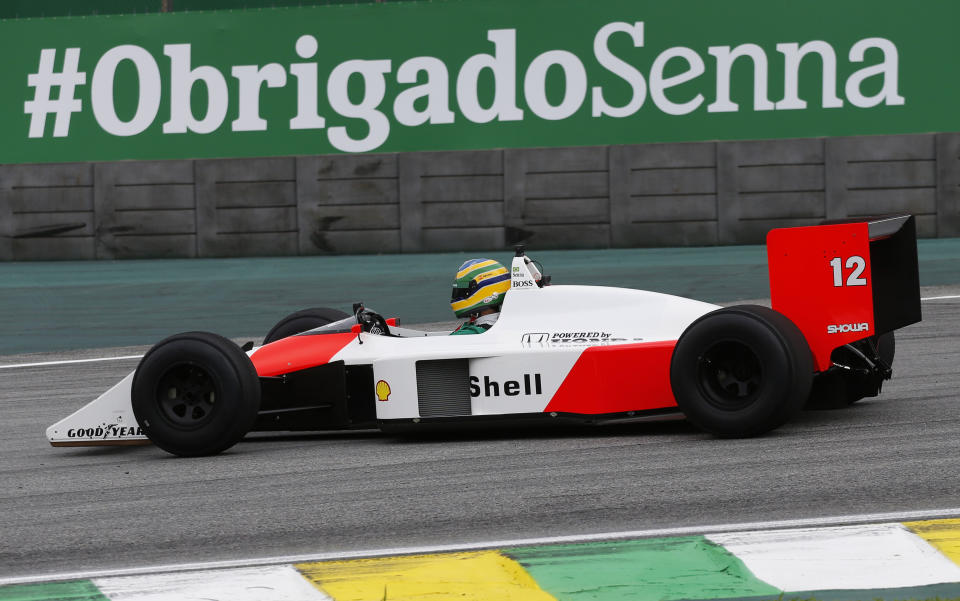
[[47, 255, 720, 445], [332, 256, 719, 420], [468, 352, 581, 415], [46, 371, 149, 446]]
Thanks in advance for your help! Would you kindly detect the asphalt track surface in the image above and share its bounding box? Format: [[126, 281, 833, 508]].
[[1, 245, 959, 581], [1, 295, 959, 580]]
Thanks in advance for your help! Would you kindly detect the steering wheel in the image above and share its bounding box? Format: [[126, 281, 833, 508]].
[[356, 308, 391, 336]]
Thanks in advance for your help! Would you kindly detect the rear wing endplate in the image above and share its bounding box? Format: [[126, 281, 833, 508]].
[[767, 215, 921, 371]]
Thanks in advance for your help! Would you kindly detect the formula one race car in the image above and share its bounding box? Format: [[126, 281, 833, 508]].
[[47, 215, 921, 456]]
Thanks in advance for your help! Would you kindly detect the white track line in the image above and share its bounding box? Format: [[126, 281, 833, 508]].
[[2, 507, 959, 587], [0, 355, 142, 369], [1, 295, 957, 371]]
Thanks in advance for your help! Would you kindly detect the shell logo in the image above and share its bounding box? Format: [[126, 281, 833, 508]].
[[375, 380, 391, 402]]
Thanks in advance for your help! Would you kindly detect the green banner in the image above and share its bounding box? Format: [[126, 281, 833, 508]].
[[0, 0, 955, 164]]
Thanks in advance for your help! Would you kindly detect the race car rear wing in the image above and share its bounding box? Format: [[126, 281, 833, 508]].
[[767, 215, 921, 371]]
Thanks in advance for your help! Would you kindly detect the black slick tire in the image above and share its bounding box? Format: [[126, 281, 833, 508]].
[[670, 305, 813, 438], [132, 331, 260, 457], [263, 307, 350, 344]]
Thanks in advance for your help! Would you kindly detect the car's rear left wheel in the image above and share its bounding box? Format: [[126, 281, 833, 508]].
[[810, 332, 896, 407], [839, 332, 895, 404], [263, 307, 350, 344]]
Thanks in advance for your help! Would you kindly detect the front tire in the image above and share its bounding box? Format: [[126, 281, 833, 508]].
[[670, 305, 813, 438], [132, 331, 260, 457]]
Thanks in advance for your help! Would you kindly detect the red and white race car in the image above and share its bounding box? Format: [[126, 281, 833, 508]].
[[47, 215, 921, 456]]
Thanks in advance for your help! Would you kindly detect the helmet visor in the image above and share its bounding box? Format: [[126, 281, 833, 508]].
[[451, 280, 478, 303]]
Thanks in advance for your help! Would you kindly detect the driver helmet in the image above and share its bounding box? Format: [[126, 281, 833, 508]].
[[450, 258, 510, 318]]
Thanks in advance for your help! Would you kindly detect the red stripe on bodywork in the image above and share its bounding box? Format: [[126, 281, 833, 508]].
[[544, 341, 678, 414], [250, 333, 355, 377]]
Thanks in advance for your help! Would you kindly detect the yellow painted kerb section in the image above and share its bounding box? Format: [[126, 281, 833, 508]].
[[905, 518, 960, 566], [296, 550, 557, 601]]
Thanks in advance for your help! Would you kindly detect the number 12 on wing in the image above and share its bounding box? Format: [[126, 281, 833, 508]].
[[830, 255, 867, 287]]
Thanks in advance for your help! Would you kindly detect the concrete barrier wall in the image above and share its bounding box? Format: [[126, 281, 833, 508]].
[[1, 133, 957, 260]]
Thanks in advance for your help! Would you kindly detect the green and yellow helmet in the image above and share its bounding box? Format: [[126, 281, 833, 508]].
[[450, 258, 510, 318]]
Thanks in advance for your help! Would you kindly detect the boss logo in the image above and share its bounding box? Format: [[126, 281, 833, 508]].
[[512, 280, 534, 288], [827, 322, 869, 334]]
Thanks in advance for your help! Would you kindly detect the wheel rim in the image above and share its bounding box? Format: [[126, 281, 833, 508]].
[[156, 362, 219, 429], [697, 340, 763, 411]]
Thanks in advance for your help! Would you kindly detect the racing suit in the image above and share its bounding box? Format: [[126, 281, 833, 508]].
[[450, 312, 499, 335]]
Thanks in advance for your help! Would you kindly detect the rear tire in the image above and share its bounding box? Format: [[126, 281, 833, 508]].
[[263, 307, 349, 344], [670, 305, 813, 437], [132, 331, 260, 457]]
